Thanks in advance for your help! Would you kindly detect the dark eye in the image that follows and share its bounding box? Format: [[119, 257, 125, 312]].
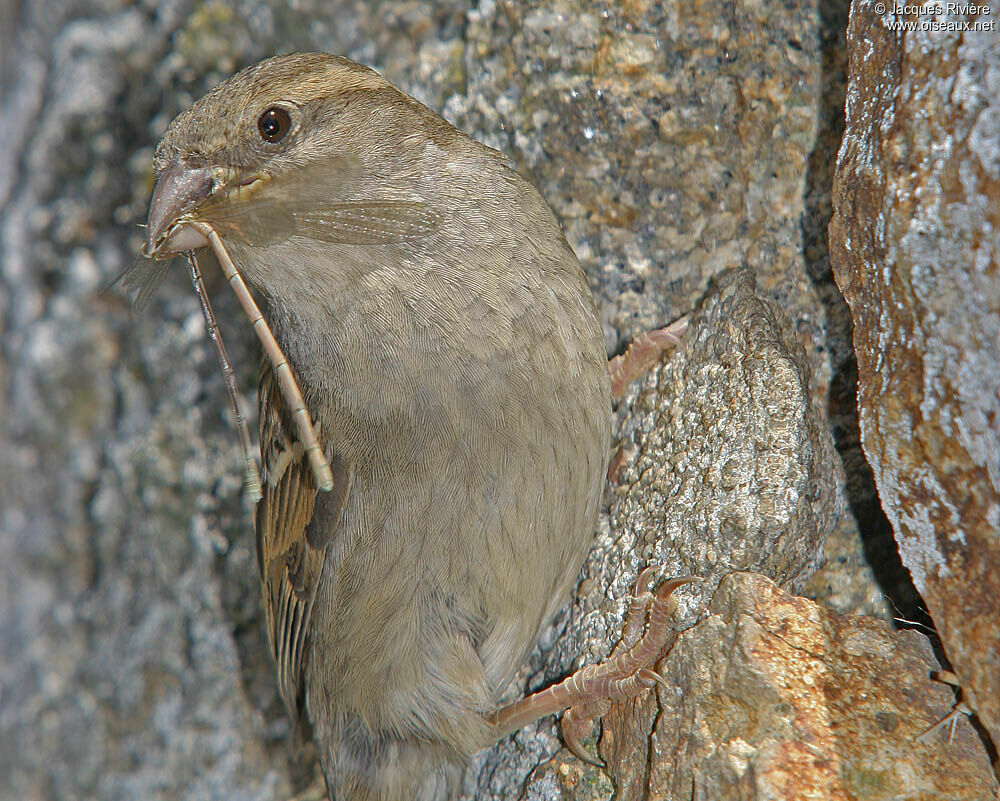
[[257, 107, 292, 143]]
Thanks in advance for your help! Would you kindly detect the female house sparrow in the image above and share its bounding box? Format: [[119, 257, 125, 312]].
[[143, 53, 684, 800]]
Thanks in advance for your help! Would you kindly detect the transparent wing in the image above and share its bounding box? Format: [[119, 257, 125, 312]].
[[113, 255, 171, 313], [291, 201, 440, 244], [195, 196, 295, 246], [192, 160, 441, 247]]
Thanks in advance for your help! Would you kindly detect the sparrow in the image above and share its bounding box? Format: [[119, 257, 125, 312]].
[[142, 53, 685, 801]]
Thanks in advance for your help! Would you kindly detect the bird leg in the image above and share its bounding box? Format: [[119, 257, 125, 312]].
[[489, 570, 697, 765], [608, 315, 689, 399]]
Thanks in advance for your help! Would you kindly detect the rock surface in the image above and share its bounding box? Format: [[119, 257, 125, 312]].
[[651, 573, 995, 800], [830, 0, 1000, 744], [510, 573, 997, 801], [607, 267, 839, 604]]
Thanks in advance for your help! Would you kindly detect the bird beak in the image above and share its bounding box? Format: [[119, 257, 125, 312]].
[[143, 158, 215, 258]]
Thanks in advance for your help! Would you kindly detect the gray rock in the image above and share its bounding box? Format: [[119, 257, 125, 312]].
[[830, 0, 1000, 744]]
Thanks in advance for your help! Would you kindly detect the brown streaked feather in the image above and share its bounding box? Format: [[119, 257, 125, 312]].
[[255, 359, 353, 719]]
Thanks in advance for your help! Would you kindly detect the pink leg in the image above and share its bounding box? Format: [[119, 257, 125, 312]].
[[490, 572, 698, 764], [608, 316, 689, 398], [559, 567, 655, 766], [616, 566, 657, 654]]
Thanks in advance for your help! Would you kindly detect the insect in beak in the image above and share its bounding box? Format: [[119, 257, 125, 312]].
[[140, 158, 335, 495]]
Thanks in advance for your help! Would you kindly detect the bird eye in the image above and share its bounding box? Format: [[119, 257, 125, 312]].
[[257, 107, 292, 143]]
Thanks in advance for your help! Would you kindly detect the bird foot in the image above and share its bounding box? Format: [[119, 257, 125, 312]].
[[558, 569, 696, 765], [608, 316, 689, 398], [490, 568, 697, 767]]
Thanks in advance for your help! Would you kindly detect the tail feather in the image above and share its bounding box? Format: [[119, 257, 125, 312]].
[[314, 713, 463, 801]]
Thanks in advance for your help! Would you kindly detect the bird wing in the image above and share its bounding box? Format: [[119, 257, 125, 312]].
[[254, 358, 353, 720]]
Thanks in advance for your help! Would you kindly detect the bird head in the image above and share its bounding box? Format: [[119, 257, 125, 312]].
[[143, 53, 451, 260]]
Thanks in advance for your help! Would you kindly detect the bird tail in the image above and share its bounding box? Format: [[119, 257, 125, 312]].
[[315, 715, 463, 801]]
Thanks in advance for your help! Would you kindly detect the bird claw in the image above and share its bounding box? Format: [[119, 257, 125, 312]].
[[636, 667, 670, 690], [561, 703, 607, 767], [617, 566, 657, 652], [489, 567, 697, 766], [557, 568, 697, 765]]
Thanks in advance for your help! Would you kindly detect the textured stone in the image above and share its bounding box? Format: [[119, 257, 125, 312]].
[[647, 573, 995, 801], [830, 0, 1000, 743], [606, 267, 839, 603], [0, 3, 289, 799], [453, 0, 841, 395]]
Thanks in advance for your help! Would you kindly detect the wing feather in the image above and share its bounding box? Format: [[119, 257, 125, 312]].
[[254, 359, 352, 719]]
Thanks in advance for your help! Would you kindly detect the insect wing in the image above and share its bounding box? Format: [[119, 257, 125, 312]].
[[116, 255, 171, 313], [290, 201, 440, 245]]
